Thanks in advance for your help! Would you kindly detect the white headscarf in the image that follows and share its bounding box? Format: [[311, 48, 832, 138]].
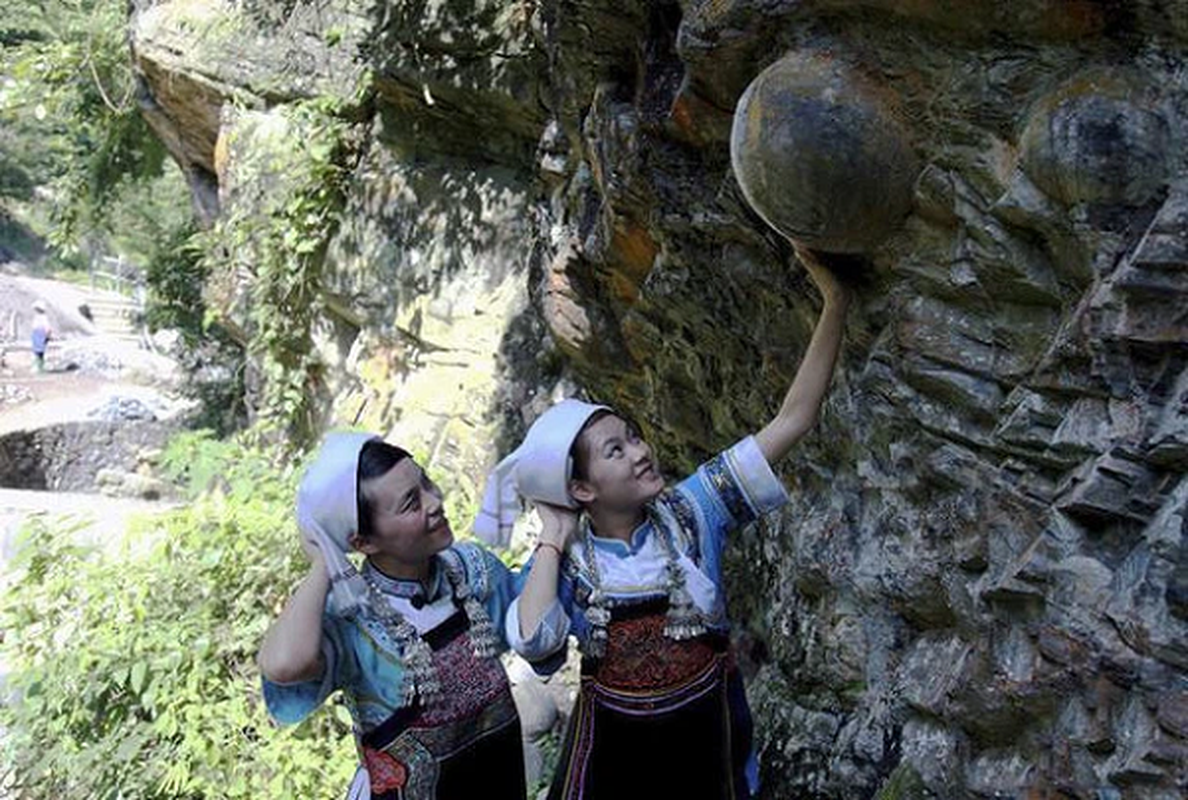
[[296, 431, 379, 618], [473, 399, 609, 548]]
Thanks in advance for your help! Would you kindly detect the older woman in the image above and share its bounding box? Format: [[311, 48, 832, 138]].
[[258, 433, 526, 800]]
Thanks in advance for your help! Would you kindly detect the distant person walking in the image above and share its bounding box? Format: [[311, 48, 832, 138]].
[[30, 300, 51, 373]]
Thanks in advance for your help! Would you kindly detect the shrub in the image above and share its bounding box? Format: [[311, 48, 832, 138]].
[[0, 435, 355, 798]]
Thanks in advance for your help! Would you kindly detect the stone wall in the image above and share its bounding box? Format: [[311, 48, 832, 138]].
[[132, 1, 1188, 796], [0, 420, 176, 494]]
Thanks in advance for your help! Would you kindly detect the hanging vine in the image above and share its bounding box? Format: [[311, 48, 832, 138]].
[[196, 97, 362, 451]]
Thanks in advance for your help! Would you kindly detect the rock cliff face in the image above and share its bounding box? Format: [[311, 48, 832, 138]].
[[132, 1, 1188, 796]]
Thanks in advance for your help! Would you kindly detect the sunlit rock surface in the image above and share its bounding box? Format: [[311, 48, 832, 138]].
[[133, 0, 1188, 796]]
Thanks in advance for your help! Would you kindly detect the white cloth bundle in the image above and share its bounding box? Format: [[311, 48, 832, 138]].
[[295, 430, 379, 618], [473, 399, 609, 548]]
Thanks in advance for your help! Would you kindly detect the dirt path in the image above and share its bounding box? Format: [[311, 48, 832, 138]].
[[0, 364, 124, 434], [0, 329, 185, 436], [2, 266, 181, 435]]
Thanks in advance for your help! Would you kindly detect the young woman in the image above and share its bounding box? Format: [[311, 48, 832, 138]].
[[487, 246, 849, 799], [259, 432, 527, 800]]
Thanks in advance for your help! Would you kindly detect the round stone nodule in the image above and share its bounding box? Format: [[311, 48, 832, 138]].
[[730, 52, 920, 253], [1020, 72, 1169, 208]]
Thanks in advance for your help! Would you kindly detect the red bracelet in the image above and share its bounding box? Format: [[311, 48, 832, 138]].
[[534, 541, 565, 559]]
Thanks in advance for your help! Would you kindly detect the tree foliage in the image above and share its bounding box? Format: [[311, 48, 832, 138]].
[[0, 0, 246, 431], [0, 0, 171, 248]]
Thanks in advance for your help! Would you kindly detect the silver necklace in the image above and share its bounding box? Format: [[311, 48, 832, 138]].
[[361, 555, 500, 706], [577, 502, 707, 659]]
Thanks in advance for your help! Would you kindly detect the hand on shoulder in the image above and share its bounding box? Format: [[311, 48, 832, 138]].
[[534, 502, 580, 551], [300, 536, 325, 567]]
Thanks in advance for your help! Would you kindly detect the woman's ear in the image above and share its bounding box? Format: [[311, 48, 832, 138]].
[[569, 479, 595, 505], [348, 531, 378, 556]]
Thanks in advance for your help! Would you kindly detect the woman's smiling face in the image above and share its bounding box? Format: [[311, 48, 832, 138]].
[[570, 413, 665, 511], [354, 458, 454, 569]]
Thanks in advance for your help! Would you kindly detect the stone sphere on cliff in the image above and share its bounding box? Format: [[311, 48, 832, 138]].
[[1020, 72, 1169, 207], [730, 53, 920, 253]]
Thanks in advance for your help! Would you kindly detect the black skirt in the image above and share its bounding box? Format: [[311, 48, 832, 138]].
[[547, 608, 752, 800]]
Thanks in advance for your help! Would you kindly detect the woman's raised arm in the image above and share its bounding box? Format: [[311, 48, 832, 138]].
[[754, 245, 851, 465]]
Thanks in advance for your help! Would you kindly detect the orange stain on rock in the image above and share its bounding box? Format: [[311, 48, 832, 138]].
[[1039, 0, 1105, 40], [669, 91, 698, 141], [608, 220, 658, 304]]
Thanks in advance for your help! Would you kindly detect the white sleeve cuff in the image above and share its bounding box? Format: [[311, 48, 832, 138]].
[[505, 596, 570, 661], [728, 435, 790, 515]]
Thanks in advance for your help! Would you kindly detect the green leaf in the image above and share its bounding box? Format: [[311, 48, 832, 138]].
[[130, 661, 147, 695]]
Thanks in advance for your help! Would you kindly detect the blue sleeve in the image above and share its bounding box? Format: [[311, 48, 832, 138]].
[[450, 542, 520, 652], [261, 613, 351, 726], [504, 552, 582, 673], [666, 435, 789, 591], [528, 565, 582, 676], [480, 548, 518, 651]]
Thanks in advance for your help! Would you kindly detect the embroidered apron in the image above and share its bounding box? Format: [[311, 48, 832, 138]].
[[548, 602, 753, 800], [358, 612, 526, 800]]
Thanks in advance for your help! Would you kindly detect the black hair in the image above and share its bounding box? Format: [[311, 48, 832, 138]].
[[355, 439, 411, 540]]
